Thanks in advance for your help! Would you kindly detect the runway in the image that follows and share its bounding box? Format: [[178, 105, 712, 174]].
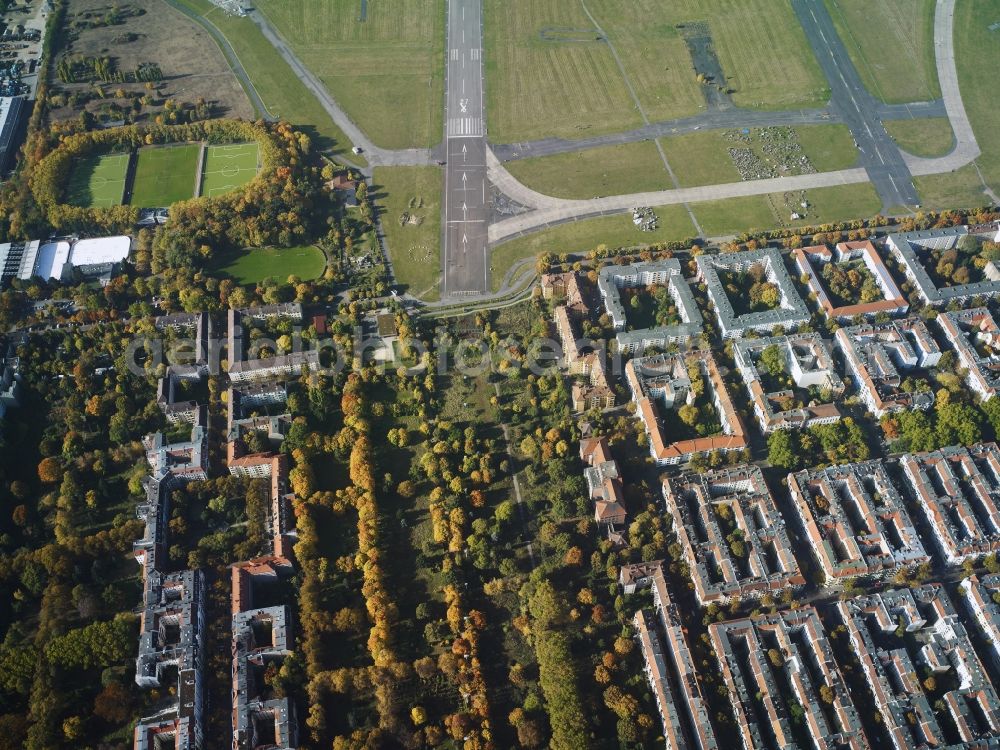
[[792, 0, 920, 208], [441, 0, 490, 297]]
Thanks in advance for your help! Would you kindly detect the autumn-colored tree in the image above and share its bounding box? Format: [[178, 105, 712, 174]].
[[37, 457, 62, 484]]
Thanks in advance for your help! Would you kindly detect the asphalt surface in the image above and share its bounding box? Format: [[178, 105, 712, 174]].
[[792, 0, 919, 208], [441, 0, 490, 297]]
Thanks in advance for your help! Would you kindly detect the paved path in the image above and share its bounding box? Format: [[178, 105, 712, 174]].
[[161, 0, 274, 121], [248, 8, 434, 169], [903, 0, 981, 176], [441, 0, 491, 297], [792, 0, 918, 208]]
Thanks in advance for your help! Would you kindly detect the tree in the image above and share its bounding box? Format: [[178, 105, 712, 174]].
[[37, 457, 62, 484], [767, 430, 798, 471], [759, 344, 786, 378], [677, 403, 699, 427]]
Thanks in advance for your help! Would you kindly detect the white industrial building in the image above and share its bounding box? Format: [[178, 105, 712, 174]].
[[0, 234, 130, 283]]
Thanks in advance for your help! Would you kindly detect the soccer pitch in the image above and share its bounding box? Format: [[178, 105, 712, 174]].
[[66, 153, 130, 208], [129, 144, 201, 208], [200, 143, 260, 198]]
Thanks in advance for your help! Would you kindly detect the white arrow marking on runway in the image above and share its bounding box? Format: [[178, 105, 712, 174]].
[[462, 144, 467, 162], [462, 172, 468, 187], [462, 202, 468, 220], [462, 234, 468, 246]]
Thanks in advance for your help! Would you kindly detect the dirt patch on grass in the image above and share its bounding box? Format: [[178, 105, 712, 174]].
[[48, 0, 251, 126]]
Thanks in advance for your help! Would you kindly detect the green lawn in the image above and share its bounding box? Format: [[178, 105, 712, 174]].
[[795, 124, 860, 171], [502, 125, 860, 199], [503, 141, 673, 199], [915, 166, 993, 211], [489, 204, 697, 290], [945, 0, 1000, 205], [374, 166, 443, 301], [691, 195, 778, 237], [200, 143, 260, 198], [254, 0, 444, 150], [209, 245, 326, 284], [486, 0, 828, 143], [66, 152, 130, 208], [661, 125, 857, 187], [823, 0, 939, 103], [170, 0, 365, 162], [692, 182, 882, 236], [885, 118, 955, 159], [129, 144, 200, 207]]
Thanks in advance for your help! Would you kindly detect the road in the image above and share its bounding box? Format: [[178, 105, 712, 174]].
[[441, 0, 490, 297], [792, 0, 918, 208]]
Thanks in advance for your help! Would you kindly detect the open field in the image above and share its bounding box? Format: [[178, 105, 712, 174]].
[[948, 0, 1000, 205], [690, 195, 777, 237], [66, 152, 129, 208], [489, 204, 697, 290], [885, 118, 955, 159], [692, 182, 882, 236], [486, 0, 828, 143], [200, 143, 260, 198], [484, 0, 642, 143], [795, 124, 860, 171], [130, 144, 200, 207], [254, 0, 444, 150], [661, 125, 857, 187], [503, 141, 672, 199], [503, 124, 860, 198], [374, 166, 443, 301], [914, 166, 993, 211], [170, 0, 364, 161], [823, 0, 939, 103], [208, 245, 326, 285], [48, 0, 253, 128], [660, 132, 741, 186]]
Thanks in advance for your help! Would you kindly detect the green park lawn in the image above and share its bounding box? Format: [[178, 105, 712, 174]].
[[503, 124, 859, 199], [662, 125, 857, 187], [489, 204, 697, 291], [824, 0, 939, 103], [502, 141, 673, 199], [171, 0, 365, 162], [691, 182, 882, 237], [374, 166, 443, 301], [200, 143, 260, 198], [485, 0, 828, 143], [913, 0, 1000, 209], [209, 245, 326, 285], [66, 152, 130, 208], [885, 118, 955, 159], [915, 166, 993, 211], [254, 0, 444, 149], [130, 144, 200, 207]]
